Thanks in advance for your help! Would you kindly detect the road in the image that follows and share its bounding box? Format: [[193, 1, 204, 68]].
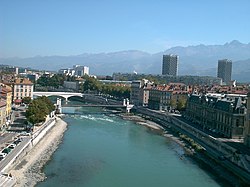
[[0, 133, 17, 149], [0, 137, 30, 171]]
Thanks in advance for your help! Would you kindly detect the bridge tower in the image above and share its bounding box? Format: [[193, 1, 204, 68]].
[[56, 98, 62, 114], [123, 98, 133, 113]]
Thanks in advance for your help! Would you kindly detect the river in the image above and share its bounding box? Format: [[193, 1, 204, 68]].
[[37, 107, 223, 187]]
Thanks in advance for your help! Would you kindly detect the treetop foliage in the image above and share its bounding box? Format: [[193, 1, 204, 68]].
[[25, 96, 55, 125]]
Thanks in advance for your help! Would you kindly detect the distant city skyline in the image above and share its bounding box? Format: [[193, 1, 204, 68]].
[[1, 0, 250, 58]]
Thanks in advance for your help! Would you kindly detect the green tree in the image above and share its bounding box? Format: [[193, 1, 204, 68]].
[[25, 96, 55, 125], [170, 98, 177, 109], [22, 97, 32, 104], [83, 77, 101, 92], [177, 97, 187, 111]]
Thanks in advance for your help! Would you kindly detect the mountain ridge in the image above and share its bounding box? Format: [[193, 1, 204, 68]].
[[0, 40, 250, 82]]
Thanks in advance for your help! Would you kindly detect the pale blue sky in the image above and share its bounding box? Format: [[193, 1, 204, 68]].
[[1, 0, 250, 58]]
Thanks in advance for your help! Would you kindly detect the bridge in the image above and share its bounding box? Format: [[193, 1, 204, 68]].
[[33, 92, 84, 101], [34, 92, 134, 113], [57, 98, 134, 113], [62, 104, 125, 108]]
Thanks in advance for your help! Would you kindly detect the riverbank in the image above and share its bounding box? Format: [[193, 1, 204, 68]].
[[119, 113, 239, 187], [9, 117, 68, 187], [119, 114, 164, 131]]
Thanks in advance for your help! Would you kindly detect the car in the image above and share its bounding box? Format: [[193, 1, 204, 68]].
[[0, 152, 7, 158], [7, 144, 16, 149], [2, 148, 12, 154], [13, 139, 22, 145], [20, 132, 30, 136]]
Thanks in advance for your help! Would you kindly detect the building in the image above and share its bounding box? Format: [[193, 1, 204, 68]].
[[0, 100, 6, 130], [217, 59, 232, 84], [148, 83, 189, 111], [244, 92, 250, 147], [13, 78, 34, 104], [130, 80, 144, 106], [162, 54, 179, 76], [185, 94, 247, 139], [74, 65, 89, 76], [59, 65, 89, 77], [130, 79, 153, 106], [0, 83, 12, 121]]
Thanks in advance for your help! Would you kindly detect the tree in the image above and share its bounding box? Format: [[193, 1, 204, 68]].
[[170, 98, 177, 109], [83, 77, 101, 92], [22, 97, 32, 104], [177, 97, 187, 111], [25, 96, 55, 125]]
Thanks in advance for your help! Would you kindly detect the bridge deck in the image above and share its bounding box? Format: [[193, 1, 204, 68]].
[[62, 104, 125, 107]]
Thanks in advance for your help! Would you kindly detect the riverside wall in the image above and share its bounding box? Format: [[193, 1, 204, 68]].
[[1, 118, 56, 173]]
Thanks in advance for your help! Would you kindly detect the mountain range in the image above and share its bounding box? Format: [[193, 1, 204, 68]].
[[0, 40, 250, 82]]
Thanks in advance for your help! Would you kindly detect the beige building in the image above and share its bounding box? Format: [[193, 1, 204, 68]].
[[0, 83, 12, 120], [148, 83, 189, 111], [0, 100, 7, 130], [13, 78, 34, 103], [244, 92, 250, 147], [186, 94, 247, 139]]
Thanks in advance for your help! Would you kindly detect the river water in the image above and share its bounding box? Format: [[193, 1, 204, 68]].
[[37, 107, 222, 187]]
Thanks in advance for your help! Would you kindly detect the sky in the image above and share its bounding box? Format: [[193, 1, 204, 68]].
[[0, 0, 250, 58]]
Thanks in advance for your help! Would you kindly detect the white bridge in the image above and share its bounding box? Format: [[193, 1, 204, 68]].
[[33, 92, 134, 113], [33, 92, 83, 101]]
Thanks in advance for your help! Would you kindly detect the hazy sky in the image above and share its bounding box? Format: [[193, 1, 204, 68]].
[[1, 0, 250, 58]]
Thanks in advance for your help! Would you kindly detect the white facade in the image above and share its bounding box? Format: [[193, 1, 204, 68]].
[[59, 65, 89, 77], [13, 78, 34, 100]]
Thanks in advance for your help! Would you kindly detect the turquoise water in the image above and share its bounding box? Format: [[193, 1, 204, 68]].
[[37, 108, 222, 187]]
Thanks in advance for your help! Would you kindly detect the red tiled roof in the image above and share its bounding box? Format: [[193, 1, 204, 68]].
[[14, 99, 22, 103]]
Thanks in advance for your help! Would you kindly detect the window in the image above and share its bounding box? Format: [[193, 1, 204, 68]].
[[239, 108, 245, 114], [236, 119, 239, 127]]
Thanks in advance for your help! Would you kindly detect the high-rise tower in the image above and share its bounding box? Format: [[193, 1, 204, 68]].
[[217, 59, 232, 84], [162, 54, 179, 76]]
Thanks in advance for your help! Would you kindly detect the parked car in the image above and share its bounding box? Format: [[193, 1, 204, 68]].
[[2, 148, 12, 154], [0, 152, 7, 157], [13, 139, 22, 145], [7, 144, 16, 149]]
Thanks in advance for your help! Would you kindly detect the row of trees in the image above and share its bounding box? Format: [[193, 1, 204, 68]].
[[25, 96, 55, 125], [37, 74, 76, 88], [36, 74, 131, 98], [82, 76, 131, 99]]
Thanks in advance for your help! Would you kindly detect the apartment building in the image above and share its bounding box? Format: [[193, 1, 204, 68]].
[[130, 79, 153, 106], [148, 83, 189, 111], [13, 78, 34, 103], [0, 100, 6, 130], [162, 54, 179, 76], [185, 94, 247, 138], [244, 92, 250, 147], [0, 83, 12, 120], [217, 59, 232, 84]]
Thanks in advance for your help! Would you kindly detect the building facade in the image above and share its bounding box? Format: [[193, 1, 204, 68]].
[[0, 101, 6, 130], [59, 65, 89, 77], [162, 54, 179, 76], [74, 65, 89, 76], [217, 59, 232, 84], [185, 94, 246, 138], [244, 92, 250, 147], [0, 83, 12, 120], [148, 84, 189, 111], [13, 78, 34, 103]]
